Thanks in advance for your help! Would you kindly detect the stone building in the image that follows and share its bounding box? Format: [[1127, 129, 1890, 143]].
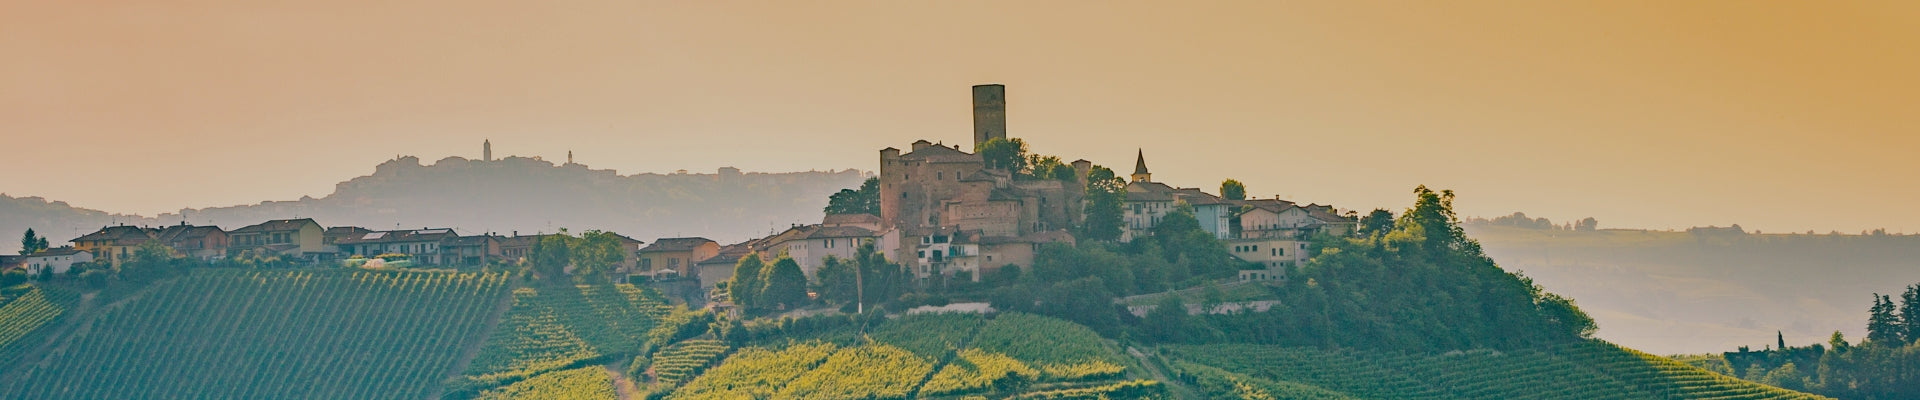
[[876, 84, 1088, 281]]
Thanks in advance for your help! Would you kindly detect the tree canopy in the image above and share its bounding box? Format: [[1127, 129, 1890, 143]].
[[1080, 165, 1126, 242], [1219, 179, 1246, 201], [824, 177, 880, 216]]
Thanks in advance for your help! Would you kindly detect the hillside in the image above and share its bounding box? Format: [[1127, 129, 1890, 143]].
[[0, 156, 865, 253], [1469, 226, 1920, 354], [0, 272, 1830, 399]]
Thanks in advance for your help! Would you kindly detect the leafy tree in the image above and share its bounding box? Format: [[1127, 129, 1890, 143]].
[[528, 230, 574, 282], [975, 137, 1029, 173], [0, 269, 25, 287], [80, 269, 109, 288], [1357, 209, 1395, 237], [1829, 330, 1850, 353], [120, 242, 184, 285], [1200, 281, 1226, 314], [853, 241, 903, 310], [730, 254, 765, 308], [825, 177, 880, 216], [1219, 179, 1246, 201], [1035, 277, 1120, 336], [815, 256, 857, 305], [758, 256, 809, 309], [1080, 165, 1126, 242], [1143, 295, 1192, 343], [1867, 293, 1902, 345], [1575, 217, 1600, 231], [34, 265, 52, 281], [1026, 154, 1077, 181], [569, 230, 628, 283], [19, 228, 48, 255]]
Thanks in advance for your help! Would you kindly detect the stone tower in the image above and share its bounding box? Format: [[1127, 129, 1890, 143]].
[[1132, 149, 1151, 183], [483, 139, 492, 161], [972, 84, 1007, 150]]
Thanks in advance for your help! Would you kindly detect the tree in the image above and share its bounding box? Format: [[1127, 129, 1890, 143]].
[[0, 270, 25, 287], [1143, 295, 1192, 343], [1357, 209, 1395, 237], [730, 254, 765, 308], [815, 256, 857, 305], [1902, 284, 1920, 344], [825, 177, 881, 216], [120, 241, 183, 285], [570, 231, 628, 283], [758, 256, 809, 309], [1868, 294, 1902, 345], [1575, 217, 1600, 231], [1779, 331, 1788, 351], [528, 230, 575, 282], [1829, 330, 1850, 353], [975, 137, 1029, 173], [19, 229, 48, 255], [1026, 155, 1076, 181], [1394, 186, 1482, 257], [1219, 179, 1246, 201], [1080, 165, 1126, 242]]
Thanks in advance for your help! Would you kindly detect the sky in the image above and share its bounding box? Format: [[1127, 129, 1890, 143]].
[[4, 1, 1918, 234]]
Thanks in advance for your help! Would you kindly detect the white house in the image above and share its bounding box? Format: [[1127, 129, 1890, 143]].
[[25, 247, 94, 275]]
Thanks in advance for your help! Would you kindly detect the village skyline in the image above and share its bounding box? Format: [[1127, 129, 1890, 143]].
[[7, 2, 1920, 235]]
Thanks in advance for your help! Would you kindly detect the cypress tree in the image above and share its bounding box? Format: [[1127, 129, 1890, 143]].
[[1868, 294, 1902, 345], [1901, 284, 1920, 344]]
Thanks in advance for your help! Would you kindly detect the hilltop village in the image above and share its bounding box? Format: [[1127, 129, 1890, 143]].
[[4, 84, 1357, 305]]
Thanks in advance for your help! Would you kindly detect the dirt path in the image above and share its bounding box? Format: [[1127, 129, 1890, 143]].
[[1127, 346, 1200, 399], [604, 364, 638, 400], [428, 282, 521, 399]]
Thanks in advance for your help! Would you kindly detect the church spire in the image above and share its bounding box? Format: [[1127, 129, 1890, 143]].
[[483, 139, 492, 161], [1131, 149, 1151, 183]]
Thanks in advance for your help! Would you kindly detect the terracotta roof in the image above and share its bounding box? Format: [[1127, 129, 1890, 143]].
[[155, 224, 223, 243], [1170, 188, 1226, 206], [333, 228, 459, 245], [640, 237, 716, 253], [72, 226, 155, 246], [446, 235, 498, 247], [231, 218, 319, 234], [1125, 181, 1177, 202], [1240, 199, 1298, 213], [899, 142, 981, 163], [1304, 205, 1353, 223], [28, 247, 88, 258]]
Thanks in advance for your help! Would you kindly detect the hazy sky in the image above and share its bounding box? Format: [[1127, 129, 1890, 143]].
[[5, 1, 1917, 233]]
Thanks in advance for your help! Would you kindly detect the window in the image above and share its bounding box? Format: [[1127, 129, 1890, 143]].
[[669, 258, 681, 269], [640, 258, 652, 270], [938, 172, 943, 180], [918, 250, 926, 258], [902, 192, 908, 199]]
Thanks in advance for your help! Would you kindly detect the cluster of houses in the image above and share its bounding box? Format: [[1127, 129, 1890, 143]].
[[2, 84, 1357, 293]]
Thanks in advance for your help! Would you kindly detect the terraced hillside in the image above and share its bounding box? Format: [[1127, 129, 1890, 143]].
[[0, 270, 511, 399], [1164, 341, 1832, 400]]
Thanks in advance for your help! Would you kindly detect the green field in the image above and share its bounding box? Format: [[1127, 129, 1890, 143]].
[[456, 284, 673, 391]]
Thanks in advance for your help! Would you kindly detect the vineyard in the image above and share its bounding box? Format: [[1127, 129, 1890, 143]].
[[0, 269, 510, 399], [661, 312, 1150, 399], [0, 284, 81, 368], [457, 283, 673, 391], [648, 339, 729, 389], [1163, 340, 1834, 400], [476, 366, 617, 400]]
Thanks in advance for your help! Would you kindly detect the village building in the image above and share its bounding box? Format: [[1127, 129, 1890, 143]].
[[71, 225, 156, 267], [228, 218, 329, 261], [637, 237, 719, 278], [757, 224, 877, 280], [0, 255, 21, 272], [1231, 237, 1311, 282], [1119, 152, 1233, 241], [323, 226, 374, 251], [24, 247, 93, 275], [498, 233, 543, 262], [154, 223, 228, 261], [444, 235, 503, 266], [333, 228, 462, 265], [877, 84, 1090, 282], [694, 238, 764, 293], [1237, 199, 1356, 239]]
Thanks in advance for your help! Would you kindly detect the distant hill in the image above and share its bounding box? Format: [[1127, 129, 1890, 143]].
[[1469, 225, 1920, 355], [0, 156, 866, 253]]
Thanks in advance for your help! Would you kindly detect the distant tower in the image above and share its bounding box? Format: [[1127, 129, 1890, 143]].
[[483, 139, 493, 161], [972, 84, 1007, 151], [567, 150, 574, 165], [1131, 149, 1151, 183]]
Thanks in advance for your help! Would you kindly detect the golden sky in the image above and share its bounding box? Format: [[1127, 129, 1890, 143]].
[[4, 1, 1917, 233]]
